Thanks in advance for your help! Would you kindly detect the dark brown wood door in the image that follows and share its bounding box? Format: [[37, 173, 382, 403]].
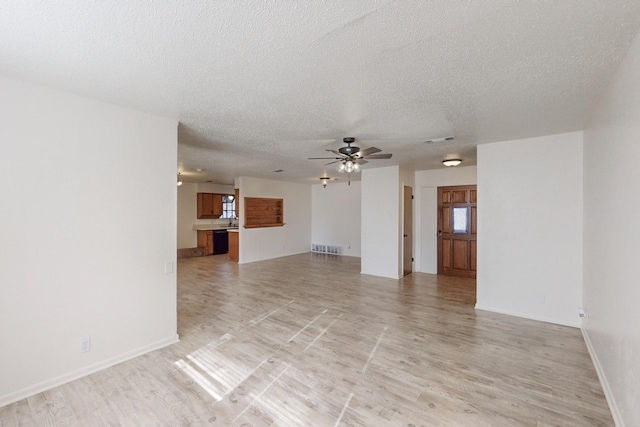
[[403, 186, 413, 276], [437, 185, 477, 278]]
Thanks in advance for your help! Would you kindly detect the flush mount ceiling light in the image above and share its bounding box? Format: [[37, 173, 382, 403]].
[[442, 159, 462, 167], [319, 177, 331, 188], [177, 172, 183, 186]]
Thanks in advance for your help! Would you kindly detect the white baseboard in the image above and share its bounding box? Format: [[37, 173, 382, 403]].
[[360, 270, 400, 280], [0, 334, 179, 408], [474, 304, 581, 328], [581, 328, 624, 427], [239, 249, 310, 265]]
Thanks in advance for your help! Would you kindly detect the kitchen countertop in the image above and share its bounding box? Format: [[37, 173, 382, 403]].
[[227, 229, 239, 233], [192, 224, 239, 231]]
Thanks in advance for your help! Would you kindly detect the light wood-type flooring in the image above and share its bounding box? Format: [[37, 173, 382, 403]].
[[0, 253, 613, 426]]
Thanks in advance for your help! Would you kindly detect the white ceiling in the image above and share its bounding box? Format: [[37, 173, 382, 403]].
[[2, 1, 640, 185]]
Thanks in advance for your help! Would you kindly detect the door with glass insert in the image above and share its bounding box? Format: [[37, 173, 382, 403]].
[[437, 185, 477, 278]]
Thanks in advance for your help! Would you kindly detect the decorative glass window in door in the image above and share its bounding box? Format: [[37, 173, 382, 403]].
[[452, 207, 468, 234]]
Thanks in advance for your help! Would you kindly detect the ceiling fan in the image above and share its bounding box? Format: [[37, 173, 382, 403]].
[[308, 137, 392, 184]]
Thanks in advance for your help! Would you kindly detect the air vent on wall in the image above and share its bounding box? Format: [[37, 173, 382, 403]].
[[311, 244, 343, 255]]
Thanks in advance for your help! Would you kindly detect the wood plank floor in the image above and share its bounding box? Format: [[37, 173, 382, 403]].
[[0, 253, 613, 426]]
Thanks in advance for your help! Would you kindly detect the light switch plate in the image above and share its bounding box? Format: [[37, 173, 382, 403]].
[[164, 262, 174, 274]]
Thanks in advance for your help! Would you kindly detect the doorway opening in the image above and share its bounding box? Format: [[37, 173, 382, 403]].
[[403, 186, 413, 276]]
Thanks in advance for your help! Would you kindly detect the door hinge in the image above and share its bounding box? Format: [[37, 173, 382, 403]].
[[412, 257, 414, 262], [411, 195, 414, 199]]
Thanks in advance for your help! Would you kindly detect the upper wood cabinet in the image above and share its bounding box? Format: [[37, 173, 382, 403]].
[[234, 188, 239, 219], [197, 193, 224, 219], [213, 194, 223, 217]]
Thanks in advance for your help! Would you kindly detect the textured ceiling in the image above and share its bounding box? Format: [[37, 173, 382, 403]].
[[2, 1, 640, 185]]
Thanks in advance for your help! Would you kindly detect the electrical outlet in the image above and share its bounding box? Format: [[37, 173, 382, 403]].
[[80, 336, 91, 353], [536, 294, 546, 304], [578, 307, 587, 318]]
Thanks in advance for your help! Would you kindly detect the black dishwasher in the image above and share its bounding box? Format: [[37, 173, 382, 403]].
[[212, 230, 228, 254]]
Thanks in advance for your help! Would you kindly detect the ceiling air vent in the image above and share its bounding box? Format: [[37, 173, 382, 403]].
[[424, 136, 454, 144]]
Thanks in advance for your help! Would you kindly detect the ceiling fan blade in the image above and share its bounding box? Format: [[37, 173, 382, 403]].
[[358, 147, 381, 157], [308, 157, 342, 160], [363, 153, 392, 159], [325, 149, 341, 155], [356, 159, 369, 165], [324, 160, 340, 166]]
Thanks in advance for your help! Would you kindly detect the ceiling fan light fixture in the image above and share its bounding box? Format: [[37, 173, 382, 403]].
[[442, 158, 462, 167], [344, 160, 355, 173], [339, 159, 361, 174]]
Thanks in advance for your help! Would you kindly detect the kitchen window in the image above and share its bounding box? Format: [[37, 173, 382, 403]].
[[220, 195, 236, 219]]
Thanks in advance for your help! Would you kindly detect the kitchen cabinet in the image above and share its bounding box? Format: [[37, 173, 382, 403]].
[[228, 231, 238, 262], [197, 230, 214, 255], [197, 193, 223, 219], [197, 229, 229, 255], [213, 195, 223, 217]]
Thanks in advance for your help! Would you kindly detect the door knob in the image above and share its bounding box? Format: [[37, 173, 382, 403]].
[[403, 234, 408, 237]]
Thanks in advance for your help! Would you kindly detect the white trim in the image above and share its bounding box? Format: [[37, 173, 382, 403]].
[[474, 304, 581, 328], [238, 249, 311, 265], [0, 334, 179, 408], [581, 328, 625, 427], [360, 270, 400, 280]]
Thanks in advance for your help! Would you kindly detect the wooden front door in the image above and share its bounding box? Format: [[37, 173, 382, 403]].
[[437, 185, 477, 278]]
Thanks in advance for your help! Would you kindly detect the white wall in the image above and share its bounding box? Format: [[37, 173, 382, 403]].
[[414, 166, 477, 273], [361, 166, 401, 278], [311, 181, 361, 257], [476, 132, 583, 327], [0, 76, 178, 406], [238, 177, 311, 263], [197, 182, 234, 195], [583, 29, 640, 427], [176, 182, 235, 249]]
